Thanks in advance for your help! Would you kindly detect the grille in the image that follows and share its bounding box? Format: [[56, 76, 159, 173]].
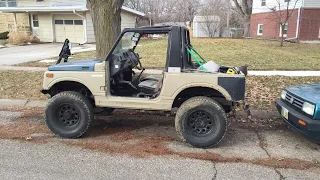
[[285, 93, 304, 109]]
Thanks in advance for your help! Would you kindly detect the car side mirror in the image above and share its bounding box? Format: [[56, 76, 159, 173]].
[[239, 65, 248, 76]]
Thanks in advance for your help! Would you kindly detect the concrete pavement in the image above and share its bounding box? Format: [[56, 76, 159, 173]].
[[0, 140, 217, 180], [0, 43, 95, 65], [0, 99, 47, 108], [0, 66, 47, 71], [0, 139, 319, 180]]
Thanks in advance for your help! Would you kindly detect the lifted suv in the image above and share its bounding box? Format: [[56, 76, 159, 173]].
[[42, 26, 247, 148]]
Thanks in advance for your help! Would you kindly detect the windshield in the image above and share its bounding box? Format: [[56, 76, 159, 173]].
[[113, 32, 140, 54]]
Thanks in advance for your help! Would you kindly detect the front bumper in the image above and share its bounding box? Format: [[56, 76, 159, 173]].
[[276, 99, 320, 140]]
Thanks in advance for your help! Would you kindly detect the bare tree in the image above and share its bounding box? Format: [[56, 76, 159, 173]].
[[264, 0, 299, 46], [232, 0, 253, 37], [124, 0, 201, 24], [176, 0, 201, 26], [200, 0, 228, 38], [87, 0, 125, 58]]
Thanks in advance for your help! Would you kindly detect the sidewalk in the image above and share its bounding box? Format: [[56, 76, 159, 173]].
[[0, 99, 47, 108], [139, 69, 320, 77], [0, 66, 47, 72], [1, 66, 320, 77]]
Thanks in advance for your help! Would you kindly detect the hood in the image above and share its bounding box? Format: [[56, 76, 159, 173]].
[[286, 84, 320, 103], [48, 59, 103, 71]]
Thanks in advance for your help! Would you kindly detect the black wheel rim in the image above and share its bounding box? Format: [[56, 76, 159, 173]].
[[187, 110, 214, 135], [57, 104, 80, 127]]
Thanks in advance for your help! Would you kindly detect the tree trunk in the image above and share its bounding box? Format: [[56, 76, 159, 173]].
[[280, 24, 285, 47], [243, 16, 251, 37], [87, 0, 124, 58]]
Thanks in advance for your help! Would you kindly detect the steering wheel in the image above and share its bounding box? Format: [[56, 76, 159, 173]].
[[128, 49, 143, 70]]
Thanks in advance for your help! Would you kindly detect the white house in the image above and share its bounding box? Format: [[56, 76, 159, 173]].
[[0, 0, 145, 43], [193, 15, 221, 38]]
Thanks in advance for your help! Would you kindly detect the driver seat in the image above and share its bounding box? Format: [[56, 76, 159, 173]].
[[137, 72, 164, 97]]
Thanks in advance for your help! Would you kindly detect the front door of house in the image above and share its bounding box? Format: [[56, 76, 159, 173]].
[[31, 14, 40, 37]]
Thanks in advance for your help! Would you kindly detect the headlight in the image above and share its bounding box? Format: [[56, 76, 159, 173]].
[[281, 90, 287, 100], [302, 102, 315, 116]]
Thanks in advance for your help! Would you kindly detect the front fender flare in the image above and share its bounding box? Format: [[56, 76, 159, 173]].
[[46, 77, 95, 94], [172, 83, 232, 101]]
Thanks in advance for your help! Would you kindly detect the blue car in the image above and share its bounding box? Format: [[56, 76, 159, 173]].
[[276, 84, 320, 142]]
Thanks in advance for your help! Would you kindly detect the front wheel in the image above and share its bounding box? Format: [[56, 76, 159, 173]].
[[45, 91, 94, 138], [175, 96, 227, 148]]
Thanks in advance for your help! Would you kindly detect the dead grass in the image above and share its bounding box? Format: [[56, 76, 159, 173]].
[[0, 39, 6, 45], [246, 76, 320, 110], [14, 38, 320, 70], [0, 70, 47, 100], [1, 70, 320, 110], [7, 31, 40, 45]]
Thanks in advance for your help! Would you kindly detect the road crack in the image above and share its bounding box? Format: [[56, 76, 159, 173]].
[[255, 131, 270, 157], [256, 131, 286, 180], [206, 150, 217, 180], [274, 168, 286, 180]]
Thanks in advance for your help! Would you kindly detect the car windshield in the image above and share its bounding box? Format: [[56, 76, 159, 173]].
[[113, 32, 140, 54]]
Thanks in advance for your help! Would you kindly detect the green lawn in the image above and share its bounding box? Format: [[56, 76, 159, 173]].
[[1, 70, 320, 110], [15, 38, 320, 70]]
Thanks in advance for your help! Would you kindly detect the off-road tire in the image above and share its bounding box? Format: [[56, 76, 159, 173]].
[[45, 91, 94, 138], [175, 96, 227, 148], [94, 108, 115, 116]]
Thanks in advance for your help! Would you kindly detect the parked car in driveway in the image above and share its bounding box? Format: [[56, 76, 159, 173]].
[[276, 84, 320, 143]]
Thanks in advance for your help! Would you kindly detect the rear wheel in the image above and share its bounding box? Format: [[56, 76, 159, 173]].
[[45, 91, 94, 138], [175, 96, 227, 148]]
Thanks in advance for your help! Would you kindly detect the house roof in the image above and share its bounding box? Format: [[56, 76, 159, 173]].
[[0, 5, 145, 17], [193, 16, 220, 22], [154, 22, 186, 26]]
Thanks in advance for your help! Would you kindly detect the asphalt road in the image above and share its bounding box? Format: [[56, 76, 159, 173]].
[[0, 110, 319, 180], [0, 43, 95, 65]]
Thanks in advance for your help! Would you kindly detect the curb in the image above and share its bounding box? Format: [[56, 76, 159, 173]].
[[0, 99, 47, 108]]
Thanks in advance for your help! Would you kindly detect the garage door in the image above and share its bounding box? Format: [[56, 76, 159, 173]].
[[54, 14, 84, 43]]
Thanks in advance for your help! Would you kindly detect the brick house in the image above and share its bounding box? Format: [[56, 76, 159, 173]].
[[251, 0, 320, 41]]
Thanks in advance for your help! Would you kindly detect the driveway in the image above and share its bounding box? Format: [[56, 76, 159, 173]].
[[0, 43, 95, 65]]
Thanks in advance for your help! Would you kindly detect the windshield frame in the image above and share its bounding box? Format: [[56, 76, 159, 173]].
[[105, 27, 172, 61]]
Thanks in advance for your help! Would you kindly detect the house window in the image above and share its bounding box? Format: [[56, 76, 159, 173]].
[[0, 0, 6, 7], [7, 0, 17, 7], [280, 23, 288, 37], [0, 0, 17, 7], [74, 20, 83, 25], [64, 20, 74, 25], [55, 20, 63, 25], [257, 24, 263, 36], [32, 15, 39, 28], [261, 0, 266, 6]]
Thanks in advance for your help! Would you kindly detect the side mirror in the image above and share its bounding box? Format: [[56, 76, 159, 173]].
[[239, 65, 248, 76]]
